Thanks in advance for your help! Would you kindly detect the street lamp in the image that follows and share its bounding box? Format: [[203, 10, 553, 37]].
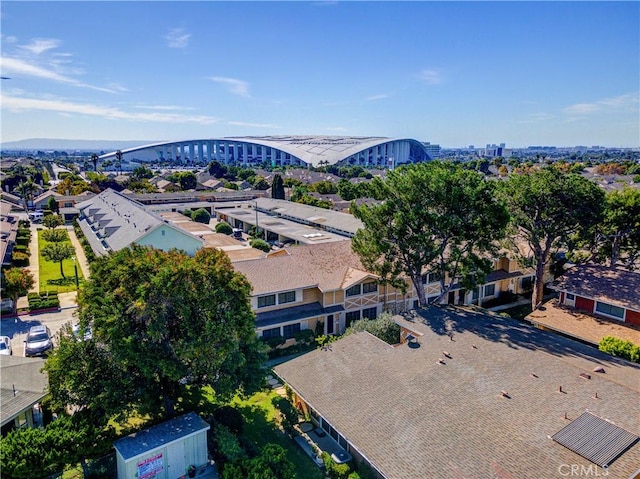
[[71, 256, 79, 288]]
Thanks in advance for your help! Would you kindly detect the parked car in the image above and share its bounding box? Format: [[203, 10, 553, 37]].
[[72, 323, 92, 341], [28, 210, 43, 222], [0, 336, 12, 355], [24, 325, 53, 357]]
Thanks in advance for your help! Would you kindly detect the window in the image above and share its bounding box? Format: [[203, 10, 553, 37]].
[[278, 291, 296, 304], [595, 302, 624, 320], [345, 284, 362, 297], [345, 310, 361, 328], [566, 293, 575, 301], [472, 288, 479, 301], [362, 282, 378, 294], [283, 323, 301, 339], [483, 284, 495, 297], [262, 327, 281, 339], [362, 307, 377, 320], [257, 294, 276, 308]]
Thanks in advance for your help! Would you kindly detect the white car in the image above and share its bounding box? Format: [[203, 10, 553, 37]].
[[0, 336, 13, 355], [72, 323, 93, 341]]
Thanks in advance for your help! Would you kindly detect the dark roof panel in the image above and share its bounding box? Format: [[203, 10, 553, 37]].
[[552, 411, 639, 467]]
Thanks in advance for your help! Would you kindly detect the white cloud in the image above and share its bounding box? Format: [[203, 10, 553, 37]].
[[164, 28, 191, 48], [366, 94, 390, 101], [208, 76, 251, 98], [19, 38, 60, 55], [135, 104, 196, 111], [0, 56, 119, 93], [419, 68, 444, 85], [563, 92, 639, 117], [1, 93, 220, 124]]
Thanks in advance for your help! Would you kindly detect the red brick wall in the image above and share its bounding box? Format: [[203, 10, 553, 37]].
[[626, 309, 640, 327]]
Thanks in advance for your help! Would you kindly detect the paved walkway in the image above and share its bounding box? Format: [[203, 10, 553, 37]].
[[16, 221, 89, 310]]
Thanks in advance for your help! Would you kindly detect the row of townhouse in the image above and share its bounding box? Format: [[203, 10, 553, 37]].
[[232, 240, 546, 339], [65, 189, 553, 339]]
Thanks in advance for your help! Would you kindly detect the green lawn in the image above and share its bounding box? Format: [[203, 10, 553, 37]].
[[231, 389, 324, 479], [37, 229, 84, 293]]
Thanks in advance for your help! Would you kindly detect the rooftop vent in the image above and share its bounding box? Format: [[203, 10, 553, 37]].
[[579, 373, 591, 380]]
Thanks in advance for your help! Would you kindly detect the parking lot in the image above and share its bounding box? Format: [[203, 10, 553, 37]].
[[0, 305, 79, 357]]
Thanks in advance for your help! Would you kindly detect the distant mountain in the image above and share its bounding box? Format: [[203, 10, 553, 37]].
[[0, 138, 161, 151]]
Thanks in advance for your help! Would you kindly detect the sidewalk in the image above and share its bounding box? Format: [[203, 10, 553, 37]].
[[16, 222, 89, 310]]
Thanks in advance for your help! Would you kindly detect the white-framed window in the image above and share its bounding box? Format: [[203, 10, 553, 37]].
[[278, 291, 296, 304], [283, 323, 301, 339], [362, 282, 378, 294], [421, 272, 441, 285], [595, 301, 624, 320], [345, 310, 361, 327], [257, 294, 276, 308], [566, 293, 575, 301], [262, 327, 281, 338], [345, 284, 362, 297], [483, 284, 496, 297], [362, 307, 377, 319]]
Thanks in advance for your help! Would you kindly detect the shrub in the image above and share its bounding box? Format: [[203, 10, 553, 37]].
[[11, 251, 29, 266], [250, 238, 271, 253], [13, 244, 29, 255], [28, 292, 60, 311], [343, 312, 401, 345], [599, 336, 640, 363], [261, 335, 285, 349], [182, 209, 193, 218], [16, 235, 30, 246], [293, 329, 315, 345], [192, 208, 211, 224], [215, 222, 233, 235], [322, 451, 353, 479], [272, 396, 299, 432], [42, 229, 68, 243], [212, 424, 246, 464], [213, 406, 244, 435]]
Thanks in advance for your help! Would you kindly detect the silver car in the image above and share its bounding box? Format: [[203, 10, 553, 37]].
[[0, 336, 12, 356], [24, 325, 53, 357]]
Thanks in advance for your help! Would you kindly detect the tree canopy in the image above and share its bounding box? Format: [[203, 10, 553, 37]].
[[499, 167, 605, 309], [1, 268, 34, 314], [45, 245, 265, 421], [271, 174, 285, 199], [352, 162, 509, 306], [595, 187, 640, 269]]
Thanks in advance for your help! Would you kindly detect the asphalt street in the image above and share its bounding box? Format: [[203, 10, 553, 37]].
[[0, 304, 79, 357]]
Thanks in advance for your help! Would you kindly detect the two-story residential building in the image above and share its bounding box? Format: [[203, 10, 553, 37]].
[[232, 241, 408, 338], [75, 189, 204, 257], [232, 240, 548, 338]]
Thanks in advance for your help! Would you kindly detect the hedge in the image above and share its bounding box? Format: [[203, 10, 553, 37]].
[[598, 336, 640, 363], [28, 292, 60, 311], [11, 251, 29, 266]]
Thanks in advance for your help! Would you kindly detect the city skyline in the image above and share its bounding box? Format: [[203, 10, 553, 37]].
[[1, 1, 639, 148]]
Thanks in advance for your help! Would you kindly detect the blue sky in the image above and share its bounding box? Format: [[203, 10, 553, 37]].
[[1, 1, 638, 148]]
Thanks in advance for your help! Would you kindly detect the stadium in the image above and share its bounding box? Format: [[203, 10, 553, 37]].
[[99, 135, 431, 168]]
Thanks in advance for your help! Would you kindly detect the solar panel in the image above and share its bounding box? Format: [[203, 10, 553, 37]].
[[552, 412, 639, 467]]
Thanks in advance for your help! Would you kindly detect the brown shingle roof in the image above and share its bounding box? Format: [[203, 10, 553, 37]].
[[275, 306, 640, 479], [552, 264, 640, 311], [232, 240, 369, 295]]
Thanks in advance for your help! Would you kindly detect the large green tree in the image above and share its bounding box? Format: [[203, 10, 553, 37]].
[[499, 168, 605, 310], [1, 268, 34, 314], [352, 162, 509, 306], [42, 243, 75, 278], [595, 187, 640, 269], [46, 245, 265, 421], [271, 174, 285, 199]]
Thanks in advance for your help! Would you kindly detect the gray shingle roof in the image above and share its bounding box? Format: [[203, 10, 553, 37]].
[[114, 412, 209, 461], [274, 306, 640, 479], [1, 356, 47, 426]]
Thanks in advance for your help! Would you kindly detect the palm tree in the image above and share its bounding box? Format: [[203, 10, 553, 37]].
[[91, 153, 99, 172], [115, 150, 123, 176], [15, 179, 37, 211]]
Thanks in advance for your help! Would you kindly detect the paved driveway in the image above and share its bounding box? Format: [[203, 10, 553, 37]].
[[0, 306, 79, 357]]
